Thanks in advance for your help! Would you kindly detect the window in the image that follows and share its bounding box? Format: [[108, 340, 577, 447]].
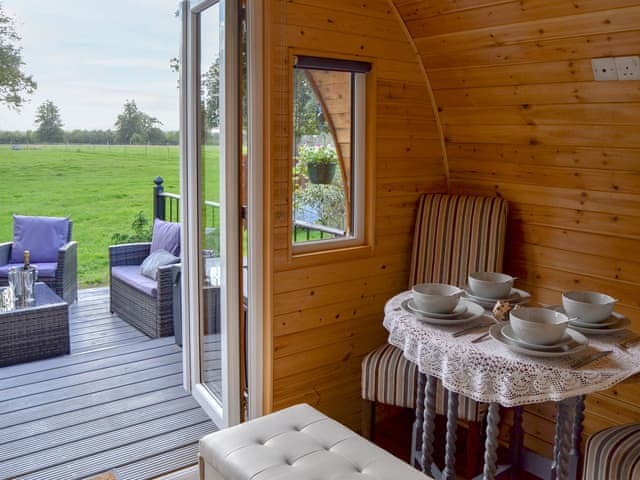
[[291, 55, 370, 251]]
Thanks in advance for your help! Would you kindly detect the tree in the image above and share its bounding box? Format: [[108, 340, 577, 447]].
[[0, 4, 36, 109], [114, 100, 162, 144], [203, 58, 220, 129], [34, 100, 64, 142]]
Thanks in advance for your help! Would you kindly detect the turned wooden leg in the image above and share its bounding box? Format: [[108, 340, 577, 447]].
[[421, 375, 437, 476], [551, 397, 575, 480], [483, 402, 501, 480], [510, 406, 524, 479], [442, 390, 459, 480], [411, 372, 426, 469]]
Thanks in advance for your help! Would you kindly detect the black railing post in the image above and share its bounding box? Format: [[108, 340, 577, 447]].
[[154, 176, 165, 220]]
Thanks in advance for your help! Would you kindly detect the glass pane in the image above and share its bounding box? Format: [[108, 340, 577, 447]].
[[199, 3, 222, 401], [292, 68, 352, 243]]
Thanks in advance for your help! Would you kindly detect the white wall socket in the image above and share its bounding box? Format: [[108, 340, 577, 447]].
[[592, 57, 618, 81], [615, 56, 640, 80]]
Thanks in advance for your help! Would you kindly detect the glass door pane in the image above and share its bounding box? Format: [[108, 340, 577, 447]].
[[198, 1, 223, 403]]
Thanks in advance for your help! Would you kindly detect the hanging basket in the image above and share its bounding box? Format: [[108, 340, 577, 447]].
[[307, 162, 337, 184]]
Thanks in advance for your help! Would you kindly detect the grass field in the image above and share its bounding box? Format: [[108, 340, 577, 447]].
[[0, 144, 219, 287]]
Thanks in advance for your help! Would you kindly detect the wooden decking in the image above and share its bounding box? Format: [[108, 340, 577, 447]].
[[0, 288, 218, 480]]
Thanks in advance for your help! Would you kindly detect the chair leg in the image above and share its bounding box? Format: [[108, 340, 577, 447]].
[[465, 420, 484, 478], [362, 399, 375, 440]]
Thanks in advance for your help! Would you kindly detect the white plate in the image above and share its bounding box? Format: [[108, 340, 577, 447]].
[[405, 298, 468, 319], [550, 306, 630, 334], [464, 287, 531, 307], [401, 299, 484, 326], [549, 305, 619, 327], [501, 324, 573, 351], [489, 324, 588, 357]]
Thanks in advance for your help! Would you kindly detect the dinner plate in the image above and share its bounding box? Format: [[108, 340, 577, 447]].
[[500, 324, 574, 351], [549, 305, 619, 328], [463, 287, 531, 307], [405, 298, 468, 319], [401, 299, 484, 326], [549, 306, 630, 334], [489, 324, 588, 357]]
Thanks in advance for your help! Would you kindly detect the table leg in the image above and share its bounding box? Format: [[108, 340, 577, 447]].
[[421, 375, 437, 476], [551, 397, 576, 480], [509, 406, 524, 478], [411, 372, 426, 469], [569, 395, 586, 480], [443, 390, 459, 480], [483, 402, 501, 480]]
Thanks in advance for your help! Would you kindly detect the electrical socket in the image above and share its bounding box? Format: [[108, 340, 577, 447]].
[[592, 57, 618, 81], [615, 56, 640, 80]]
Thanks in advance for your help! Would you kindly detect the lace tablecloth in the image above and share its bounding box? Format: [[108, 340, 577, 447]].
[[385, 291, 640, 407]]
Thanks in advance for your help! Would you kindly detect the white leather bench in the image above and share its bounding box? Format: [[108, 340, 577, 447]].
[[199, 403, 430, 480]]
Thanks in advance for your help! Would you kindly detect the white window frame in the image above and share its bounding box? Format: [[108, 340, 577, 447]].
[[291, 72, 367, 254]]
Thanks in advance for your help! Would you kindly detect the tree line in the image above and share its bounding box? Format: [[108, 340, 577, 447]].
[[0, 98, 179, 145], [1, 5, 177, 146]]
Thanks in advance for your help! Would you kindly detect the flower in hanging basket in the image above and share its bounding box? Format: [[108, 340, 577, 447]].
[[299, 144, 338, 184]]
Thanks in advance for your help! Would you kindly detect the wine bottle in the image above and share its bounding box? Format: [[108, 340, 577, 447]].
[[23, 249, 30, 271]]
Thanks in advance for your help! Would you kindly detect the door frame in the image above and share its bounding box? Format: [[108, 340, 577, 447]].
[[180, 0, 264, 429]]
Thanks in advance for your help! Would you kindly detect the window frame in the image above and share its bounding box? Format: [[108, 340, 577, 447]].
[[289, 53, 372, 256]]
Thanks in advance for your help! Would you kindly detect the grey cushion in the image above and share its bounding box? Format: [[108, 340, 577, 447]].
[[150, 219, 181, 256], [140, 249, 179, 280]]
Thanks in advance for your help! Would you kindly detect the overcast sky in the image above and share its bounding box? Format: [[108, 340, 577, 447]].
[[0, 0, 181, 131]]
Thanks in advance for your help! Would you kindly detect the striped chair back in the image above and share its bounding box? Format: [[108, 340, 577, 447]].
[[409, 194, 508, 288]]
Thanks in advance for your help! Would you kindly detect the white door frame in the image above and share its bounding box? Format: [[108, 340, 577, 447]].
[[179, 0, 252, 428]]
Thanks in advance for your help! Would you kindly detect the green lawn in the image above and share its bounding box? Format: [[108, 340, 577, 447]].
[[0, 144, 219, 287]]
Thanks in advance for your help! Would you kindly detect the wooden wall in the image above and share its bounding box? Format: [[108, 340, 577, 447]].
[[392, 0, 640, 458], [263, 0, 447, 429]]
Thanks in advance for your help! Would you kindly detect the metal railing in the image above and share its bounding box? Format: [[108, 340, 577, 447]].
[[153, 176, 220, 228], [154, 176, 345, 241]]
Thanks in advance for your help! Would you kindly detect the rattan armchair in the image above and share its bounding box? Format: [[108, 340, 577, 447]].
[[0, 216, 77, 304], [109, 242, 180, 338]]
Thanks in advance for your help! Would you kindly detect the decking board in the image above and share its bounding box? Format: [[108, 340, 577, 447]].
[[0, 288, 219, 480]]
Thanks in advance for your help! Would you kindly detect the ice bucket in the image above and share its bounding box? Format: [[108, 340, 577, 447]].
[[8, 266, 38, 307]]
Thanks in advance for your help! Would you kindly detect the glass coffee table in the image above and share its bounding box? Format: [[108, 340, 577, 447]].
[[0, 282, 69, 366]]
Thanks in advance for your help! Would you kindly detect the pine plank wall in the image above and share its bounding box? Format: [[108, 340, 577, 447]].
[[262, 0, 640, 460]]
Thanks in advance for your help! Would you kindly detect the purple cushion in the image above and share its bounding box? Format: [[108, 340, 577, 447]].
[[10, 215, 70, 263], [0, 262, 57, 279], [150, 219, 180, 257], [112, 265, 157, 297]]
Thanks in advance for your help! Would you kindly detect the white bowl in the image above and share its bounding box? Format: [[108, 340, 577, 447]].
[[510, 307, 569, 345], [468, 272, 515, 299], [562, 291, 617, 324], [412, 283, 463, 314]]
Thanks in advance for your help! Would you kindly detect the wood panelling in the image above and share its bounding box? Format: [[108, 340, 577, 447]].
[[264, 0, 447, 429], [392, 0, 640, 460]]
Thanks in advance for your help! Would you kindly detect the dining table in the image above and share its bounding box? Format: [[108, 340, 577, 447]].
[[383, 290, 640, 480]]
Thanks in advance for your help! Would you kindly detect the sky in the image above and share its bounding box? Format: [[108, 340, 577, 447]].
[[0, 0, 182, 131]]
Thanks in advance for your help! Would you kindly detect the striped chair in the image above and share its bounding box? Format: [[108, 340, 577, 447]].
[[583, 424, 640, 479], [361, 193, 508, 477]]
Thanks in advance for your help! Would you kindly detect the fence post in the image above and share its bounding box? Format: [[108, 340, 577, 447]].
[[154, 176, 165, 220]]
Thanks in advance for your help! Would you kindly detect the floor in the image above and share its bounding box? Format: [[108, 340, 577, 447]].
[[0, 288, 218, 480]]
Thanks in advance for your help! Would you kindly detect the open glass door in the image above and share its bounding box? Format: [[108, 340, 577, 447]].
[[179, 0, 242, 428]]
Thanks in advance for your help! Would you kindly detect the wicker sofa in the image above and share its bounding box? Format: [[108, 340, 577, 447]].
[[0, 215, 77, 304], [109, 219, 180, 338]]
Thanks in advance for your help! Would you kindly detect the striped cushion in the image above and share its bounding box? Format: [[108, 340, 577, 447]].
[[409, 194, 508, 287], [361, 344, 488, 422], [583, 424, 640, 480]]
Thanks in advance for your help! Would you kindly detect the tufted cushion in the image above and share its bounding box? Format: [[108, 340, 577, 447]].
[[361, 344, 488, 422], [10, 215, 70, 263], [150, 219, 180, 257], [200, 403, 430, 480], [583, 424, 640, 480]]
